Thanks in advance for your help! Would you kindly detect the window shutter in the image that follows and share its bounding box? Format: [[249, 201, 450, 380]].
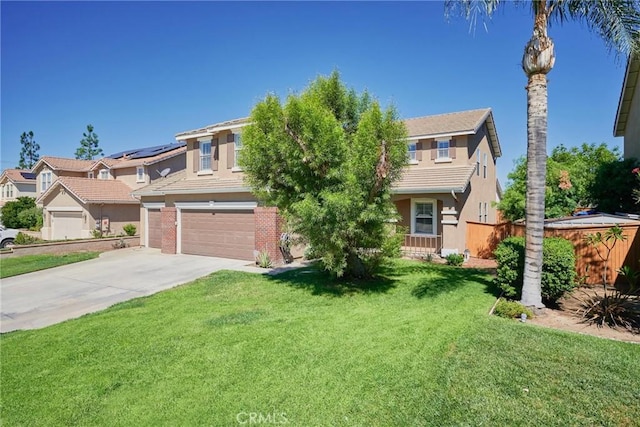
[[450, 138, 456, 159], [227, 133, 235, 169], [212, 138, 219, 171], [431, 141, 437, 160], [416, 141, 422, 161], [193, 141, 200, 172]]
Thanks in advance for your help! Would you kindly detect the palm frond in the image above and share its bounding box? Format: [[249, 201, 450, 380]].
[[550, 0, 640, 58], [444, 0, 505, 34]]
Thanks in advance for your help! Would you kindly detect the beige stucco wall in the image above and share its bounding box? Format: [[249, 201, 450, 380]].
[[86, 204, 140, 236], [185, 130, 245, 181], [624, 75, 640, 160], [40, 189, 89, 240], [410, 135, 471, 167], [111, 154, 186, 189]]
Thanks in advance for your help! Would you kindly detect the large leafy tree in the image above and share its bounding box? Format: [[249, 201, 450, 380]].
[[75, 124, 103, 160], [498, 143, 621, 221], [590, 157, 640, 214], [240, 71, 408, 278], [446, 0, 640, 307], [18, 131, 40, 169]]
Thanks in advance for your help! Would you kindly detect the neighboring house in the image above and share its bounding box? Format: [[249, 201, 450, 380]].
[[34, 143, 186, 240], [133, 108, 501, 261], [0, 169, 37, 208], [614, 55, 640, 159]]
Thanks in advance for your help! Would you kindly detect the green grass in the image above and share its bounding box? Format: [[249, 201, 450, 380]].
[[1, 260, 639, 426], [0, 252, 100, 278]]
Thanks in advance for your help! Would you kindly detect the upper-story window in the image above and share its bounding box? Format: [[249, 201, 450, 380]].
[[200, 140, 212, 171], [407, 142, 417, 163], [476, 150, 481, 176], [99, 169, 109, 180], [7, 184, 13, 198], [483, 153, 488, 178], [136, 166, 145, 183], [437, 140, 450, 159], [41, 171, 52, 193], [234, 134, 243, 168]]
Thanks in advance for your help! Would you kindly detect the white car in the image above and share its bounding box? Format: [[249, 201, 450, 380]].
[[0, 226, 19, 248]]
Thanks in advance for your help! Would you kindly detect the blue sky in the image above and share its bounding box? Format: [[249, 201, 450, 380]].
[[1, 1, 627, 186]]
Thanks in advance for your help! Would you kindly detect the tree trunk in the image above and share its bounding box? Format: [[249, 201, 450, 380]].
[[521, 4, 554, 308], [346, 250, 366, 279], [522, 73, 547, 308]]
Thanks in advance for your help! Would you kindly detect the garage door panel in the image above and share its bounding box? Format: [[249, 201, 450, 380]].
[[147, 209, 162, 249], [181, 210, 255, 260], [52, 212, 83, 240]]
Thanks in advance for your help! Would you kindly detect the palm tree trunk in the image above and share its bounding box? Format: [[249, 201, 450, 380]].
[[521, 2, 554, 308], [522, 73, 547, 308]]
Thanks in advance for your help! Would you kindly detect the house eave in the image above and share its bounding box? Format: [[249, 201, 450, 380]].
[[392, 187, 466, 194], [135, 186, 252, 197], [614, 55, 640, 137]]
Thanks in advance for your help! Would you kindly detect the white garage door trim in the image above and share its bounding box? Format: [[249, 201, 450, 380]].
[[174, 201, 257, 254]]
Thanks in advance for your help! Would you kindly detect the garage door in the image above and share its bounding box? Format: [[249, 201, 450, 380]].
[[147, 209, 162, 249], [51, 212, 83, 240], [181, 210, 255, 260]]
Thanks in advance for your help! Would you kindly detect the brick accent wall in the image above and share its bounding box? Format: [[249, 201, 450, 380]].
[[254, 206, 284, 265], [161, 207, 177, 254]]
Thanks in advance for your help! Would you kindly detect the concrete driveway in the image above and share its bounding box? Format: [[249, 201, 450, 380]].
[[1, 247, 259, 333]]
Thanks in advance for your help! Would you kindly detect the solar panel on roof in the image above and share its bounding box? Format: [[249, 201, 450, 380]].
[[19, 172, 36, 180], [107, 142, 186, 160]]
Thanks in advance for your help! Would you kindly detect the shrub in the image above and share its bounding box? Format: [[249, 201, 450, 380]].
[[493, 298, 534, 319], [91, 229, 103, 239], [445, 253, 464, 267], [14, 232, 40, 245], [577, 289, 640, 331], [494, 236, 576, 303], [0, 197, 37, 228], [122, 224, 137, 236], [304, 245, 320, 260], [17, 207, 43, 231], [256, 250, 273, 268]]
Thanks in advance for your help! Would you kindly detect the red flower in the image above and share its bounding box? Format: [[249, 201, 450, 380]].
[[633, 167, 640, 175]]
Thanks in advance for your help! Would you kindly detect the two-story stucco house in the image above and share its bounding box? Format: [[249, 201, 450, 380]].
[[614, 55, 640, 159], [133, 108, 501, 261], [0, 169, 37, 210], [33, 143, 186, 240]]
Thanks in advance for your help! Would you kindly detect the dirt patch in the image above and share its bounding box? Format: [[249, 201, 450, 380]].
[[527, 287, 640, 344]]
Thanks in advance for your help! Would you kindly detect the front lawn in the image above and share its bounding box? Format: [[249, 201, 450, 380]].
[[0, 252, 100, 278], [1, 260, 638, 425]]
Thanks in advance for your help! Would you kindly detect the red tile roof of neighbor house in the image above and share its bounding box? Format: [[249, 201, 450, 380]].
[[36, 156, 95, 172], [38, 176, 138, 204], [392, 164, 477, 194], [0, 169, 36, 184]]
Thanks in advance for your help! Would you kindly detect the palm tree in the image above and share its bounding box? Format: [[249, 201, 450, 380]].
[[446, 0, 640, 307]]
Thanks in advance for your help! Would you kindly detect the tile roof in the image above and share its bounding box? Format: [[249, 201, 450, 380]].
[[38, 176, 138, 204], [36, 156, 95, 172], [175, 117, 250, 139], [392, 165, 477, 194], [132, 170, 250, 196], [0, 169, 36, 184]]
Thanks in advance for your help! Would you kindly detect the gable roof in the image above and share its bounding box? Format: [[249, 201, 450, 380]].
[[32, 156, 94, 173], [614, 56, 640, 137], [0, 169, 37, 184], [37, 176, 138, 205], [403, 108, 502, 157], [392, 164, 477, 194], [175, 117, 250, 140]]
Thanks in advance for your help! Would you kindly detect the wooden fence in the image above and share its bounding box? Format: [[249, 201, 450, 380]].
[[466, 221, 640, 286]]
